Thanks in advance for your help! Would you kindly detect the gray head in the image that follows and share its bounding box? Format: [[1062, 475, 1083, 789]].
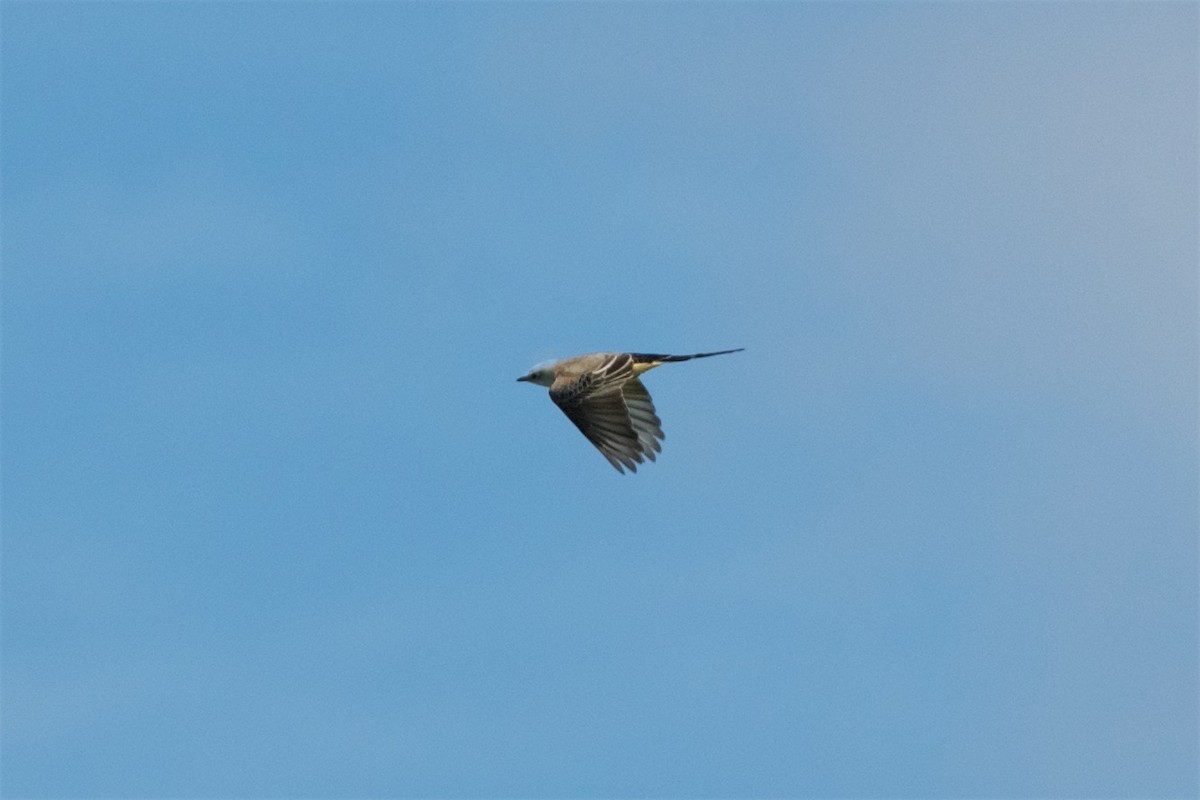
[[516, 364, 556, 387]]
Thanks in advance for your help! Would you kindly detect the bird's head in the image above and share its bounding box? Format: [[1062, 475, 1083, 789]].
[[516, 364, 555, 387]]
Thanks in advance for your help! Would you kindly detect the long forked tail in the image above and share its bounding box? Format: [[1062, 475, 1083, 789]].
[[630, 348, 744, 364]]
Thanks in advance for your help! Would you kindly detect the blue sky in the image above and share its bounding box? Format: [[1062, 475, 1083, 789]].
[[2, 3, 1196, 797]]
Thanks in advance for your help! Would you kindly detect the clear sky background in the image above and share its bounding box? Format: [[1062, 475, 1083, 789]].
[[2, 3, 1196, 798]]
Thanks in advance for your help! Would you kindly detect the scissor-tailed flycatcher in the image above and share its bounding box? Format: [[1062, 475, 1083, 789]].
[[517, 349, 744, 473]]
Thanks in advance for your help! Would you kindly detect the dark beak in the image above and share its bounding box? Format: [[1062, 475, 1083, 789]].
[[516, 375, 530, 382]]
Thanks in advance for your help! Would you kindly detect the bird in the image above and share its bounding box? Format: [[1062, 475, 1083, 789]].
[[517, 348, 744, 473]]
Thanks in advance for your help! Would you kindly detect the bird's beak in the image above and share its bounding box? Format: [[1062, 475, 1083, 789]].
[[516, 375, 530, 382]]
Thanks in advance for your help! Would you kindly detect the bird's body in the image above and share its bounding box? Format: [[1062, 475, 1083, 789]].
[[517, 348, 743, 473]]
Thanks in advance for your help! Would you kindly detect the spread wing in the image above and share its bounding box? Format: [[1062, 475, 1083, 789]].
[[549, 354, 665, 474]]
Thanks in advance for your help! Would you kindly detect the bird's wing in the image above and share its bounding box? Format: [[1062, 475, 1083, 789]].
[[550, 355, 664, 473]]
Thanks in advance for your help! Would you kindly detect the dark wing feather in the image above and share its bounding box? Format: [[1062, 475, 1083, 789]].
[[621, 377, 664, 458]]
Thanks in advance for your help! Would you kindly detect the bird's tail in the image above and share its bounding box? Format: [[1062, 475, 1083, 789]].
[[630, 348, 744, 364]]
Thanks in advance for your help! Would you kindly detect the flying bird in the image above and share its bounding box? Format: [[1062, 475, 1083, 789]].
[[517, 349, 744, 473]]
